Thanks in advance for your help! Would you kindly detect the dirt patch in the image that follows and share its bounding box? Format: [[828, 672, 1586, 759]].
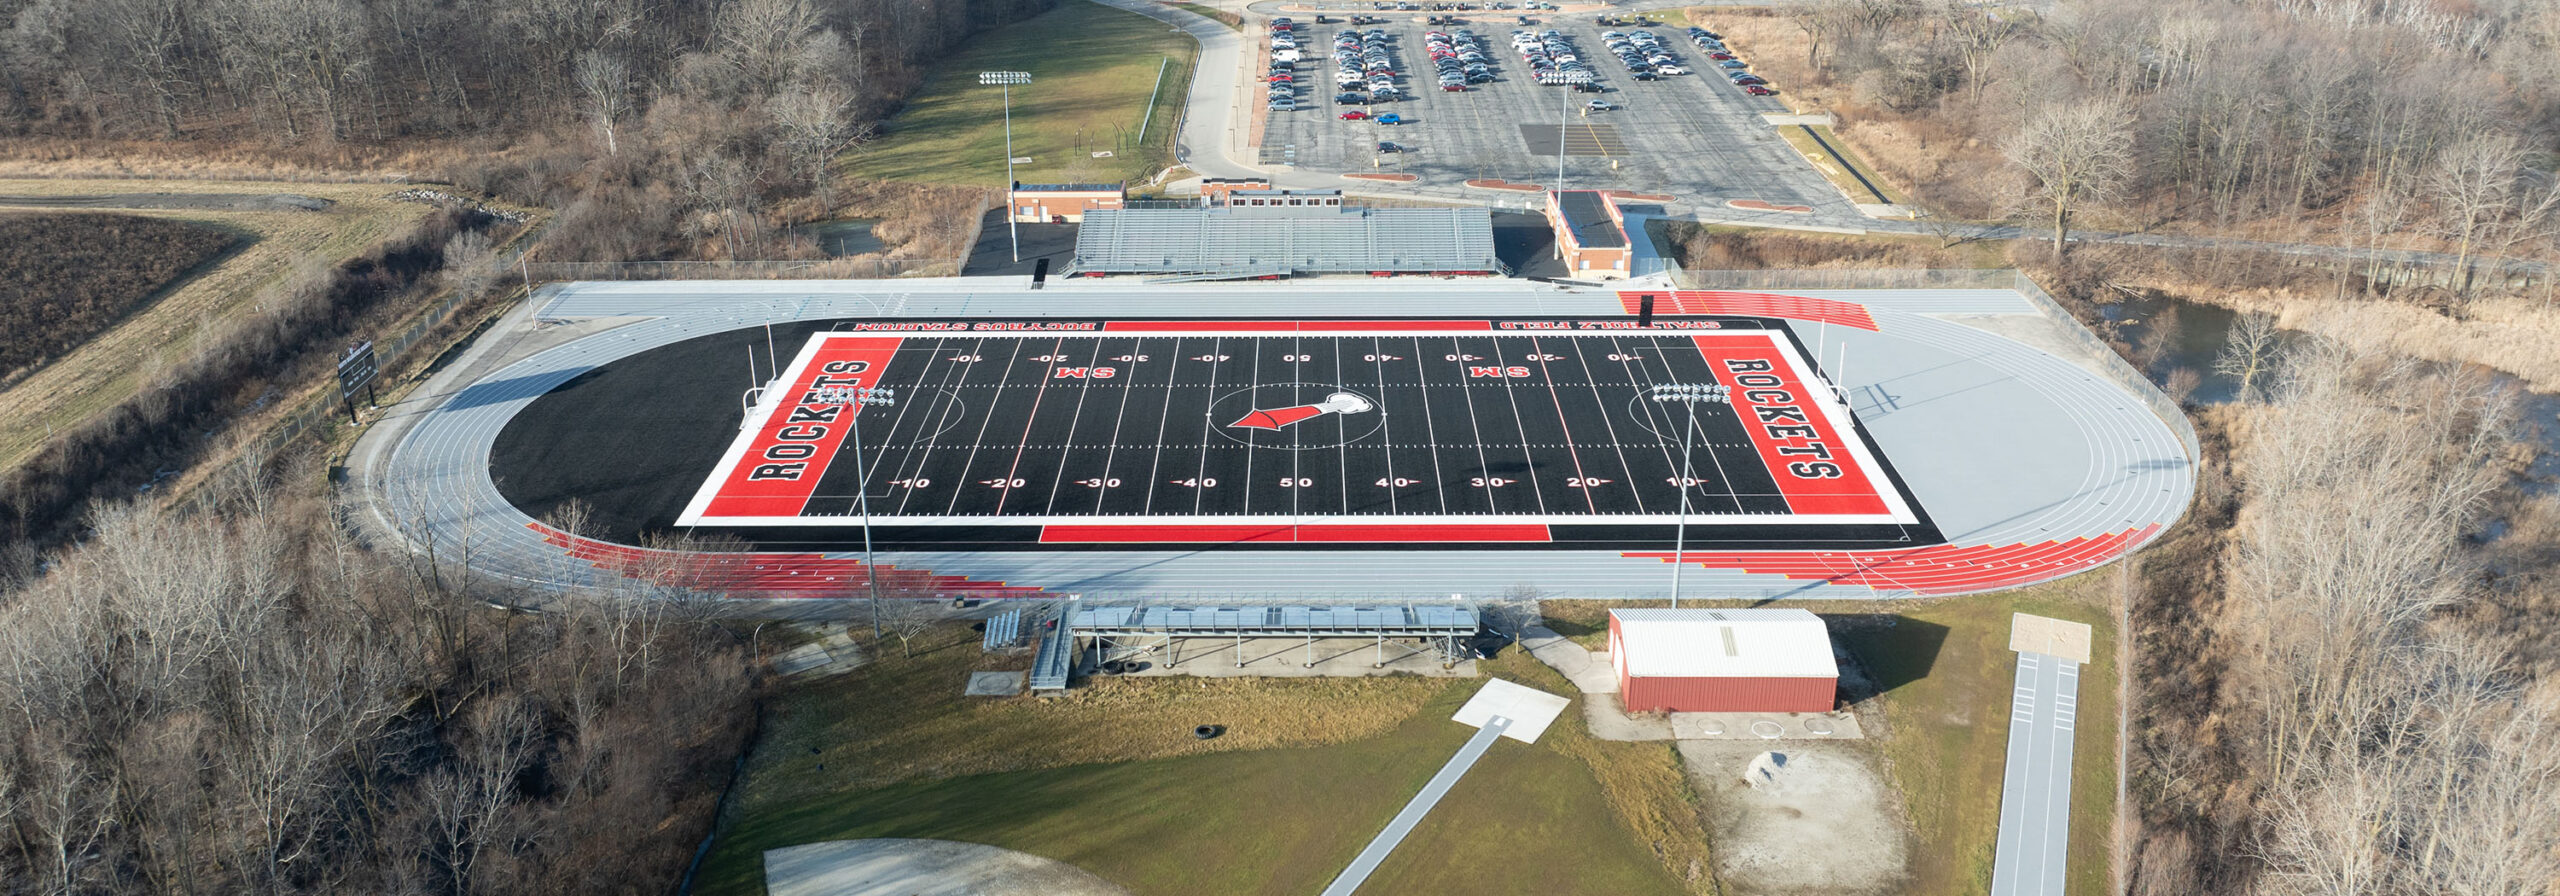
[[764, 839, 1131, 896], [1676, 740, 1910, 896], [1345, 173, 1420, 182], [1465, 178, 1543, 191]]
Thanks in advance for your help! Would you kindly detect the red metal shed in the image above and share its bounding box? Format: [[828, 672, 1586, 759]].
[[1608, 609, 1839, 713]]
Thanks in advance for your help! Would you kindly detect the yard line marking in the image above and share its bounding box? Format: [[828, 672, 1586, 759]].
[[1041, 337, 1107, 515], [1191, 338, 1226, 516], [1488, 337, 1553, 512], [1084, 336, 1145, 515], [1568, 335, 1649, 515], [942, 337, 1031, 516], [1141, 336, 1187, 515], [889, 335, 983, 516], [991, 337, 1067, 516], [1448, 336, 1504, 513], [1409, 335, 1460, 514]]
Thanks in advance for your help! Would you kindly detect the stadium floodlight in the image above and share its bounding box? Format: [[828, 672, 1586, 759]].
[[1650, 383, 1732, 607], [979, 71, 1034, 263], [812, 385, 898, 635]]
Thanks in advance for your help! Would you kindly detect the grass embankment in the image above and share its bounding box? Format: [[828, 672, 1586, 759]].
[[696, 626, 1708, 896], [0, 180, 437, 470], [1169, 3, 1241, 28], [844, 2, 1199, 188], [1777, 124, 1904, 205], [1547, 577, 2123, 896]]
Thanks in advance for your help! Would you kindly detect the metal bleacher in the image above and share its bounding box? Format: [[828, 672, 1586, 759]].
[[980, 609, 1023, 652], [1067, 206, 1506, 277], [1070, 604, 1482, 671], [1028, 610, 1075, 692]]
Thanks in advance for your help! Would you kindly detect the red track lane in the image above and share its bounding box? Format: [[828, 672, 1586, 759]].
[[1620, 525, 2159, 595], [1038, 523, 1553, 544], [699, 336, 904, 518], [531, 523, 1048, 597], [1618, 290, 1879, 331], [1697, 335, 1890, 515], [1100, 320, 1494, 332]]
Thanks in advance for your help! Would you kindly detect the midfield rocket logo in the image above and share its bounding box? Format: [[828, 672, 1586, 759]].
[[1228, 392, 1376, 431]]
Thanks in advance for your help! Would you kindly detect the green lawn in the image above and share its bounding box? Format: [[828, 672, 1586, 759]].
[[693, 632, 1699, 896], [844, 2, 1198, 188]]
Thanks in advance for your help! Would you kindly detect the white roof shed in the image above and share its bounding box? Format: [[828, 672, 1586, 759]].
[[1608, 608, 1839, 679]]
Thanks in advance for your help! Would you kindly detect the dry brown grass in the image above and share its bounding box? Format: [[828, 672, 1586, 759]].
[[0, 179, 438, 470], [755, 624, 1450, 798]]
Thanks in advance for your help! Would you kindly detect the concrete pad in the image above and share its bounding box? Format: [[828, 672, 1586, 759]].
[[1453, 678, 1570, 745], [764, 839, 1129, 896], [1518, 625, 1618, 694], [2009, 613, 2093, 665], [965, 671, 1026, 697], [1669, 710, 1865, 741], [771, 643, 835, 678]]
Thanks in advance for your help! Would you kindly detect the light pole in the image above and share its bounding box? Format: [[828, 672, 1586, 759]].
[[1555, 80, 1570, 191], [815, 384, 897, 635], [1651, 383, 1731, 608], [979, 71, 1033, 262]]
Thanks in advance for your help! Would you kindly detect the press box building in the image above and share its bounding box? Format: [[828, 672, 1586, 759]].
[[1608, 608, 1840, 713]]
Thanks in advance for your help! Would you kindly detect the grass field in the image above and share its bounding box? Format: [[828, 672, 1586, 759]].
[[0, 180, 438, 470], [1777, 124, 1905, 206], [695, 627, 1705, 896], [843, 2, 1199, 188], [1546, 575, 2123, 896]]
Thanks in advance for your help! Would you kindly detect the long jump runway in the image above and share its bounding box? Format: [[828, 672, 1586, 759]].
[[385, 279, 2196, 599], [614, 318, 1934, 552]]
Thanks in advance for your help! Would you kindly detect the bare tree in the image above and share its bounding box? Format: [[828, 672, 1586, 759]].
[[2424, 133, 2531, 297], [573, 51, 633, 156], [877, 599, 937, 658], [767, 81, 861, 206], [2210, 311, 2280, 403], [2002, 103, 2134, 259]]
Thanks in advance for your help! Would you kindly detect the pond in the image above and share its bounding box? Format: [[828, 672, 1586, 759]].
[[2097, 291, 2559, 491], [795, 218, 885, 257]]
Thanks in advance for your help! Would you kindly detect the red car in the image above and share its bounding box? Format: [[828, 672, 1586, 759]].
[[1341, 110, 1371, 120], [1708, 52, 1734, 60], [1744, 84, 1775, 96], [1269, 74, 1294, 83]]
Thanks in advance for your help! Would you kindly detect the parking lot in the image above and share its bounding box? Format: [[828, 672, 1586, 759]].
[[1258, 15, 1843, 212]]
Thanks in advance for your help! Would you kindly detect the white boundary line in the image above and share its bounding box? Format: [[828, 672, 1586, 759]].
[[679, 328, 1922, 529]]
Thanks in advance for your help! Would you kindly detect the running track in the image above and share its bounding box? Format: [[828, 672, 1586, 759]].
[[360, 278, 2196, 600]]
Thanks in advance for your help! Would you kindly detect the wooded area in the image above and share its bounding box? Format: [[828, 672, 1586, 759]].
[[0, 478, 754, 895], [1757, 0, 2560, 283], [0, 0, 1053, 263], [0, 213, 235, 384], [2116, 337, 2560, 895]]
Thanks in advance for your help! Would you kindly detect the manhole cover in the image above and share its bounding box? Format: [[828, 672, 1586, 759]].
[[1805, 717, 1836, 735], [1751, 720, 1784, 739]]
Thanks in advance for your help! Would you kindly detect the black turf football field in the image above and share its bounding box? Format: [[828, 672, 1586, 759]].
[[796, 331, 1793, 519], [490, 317, 1942, 551]]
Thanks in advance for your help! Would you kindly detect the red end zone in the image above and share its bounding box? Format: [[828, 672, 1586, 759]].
[[1697, 334, 1890, 515], [682, 336, 901, 519]]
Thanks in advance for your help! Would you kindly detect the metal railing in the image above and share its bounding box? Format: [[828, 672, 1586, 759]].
[[528, 257, 959, 282]]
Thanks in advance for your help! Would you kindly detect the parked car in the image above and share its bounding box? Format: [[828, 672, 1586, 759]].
[[1585, 99, 1618, 111], [1744, 84, 1775, 95], [1377, 141, 1404, 153], [1720, 59, 1748, 69], [1375, 112, 1402, 124], [1340, 110, 1370, 120]]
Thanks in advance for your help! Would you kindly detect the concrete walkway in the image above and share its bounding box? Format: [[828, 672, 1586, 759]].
[[765, 839, 1129, 896]]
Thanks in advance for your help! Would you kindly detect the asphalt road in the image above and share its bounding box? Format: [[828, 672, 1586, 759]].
[[1990, 650, 2082, 896]]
